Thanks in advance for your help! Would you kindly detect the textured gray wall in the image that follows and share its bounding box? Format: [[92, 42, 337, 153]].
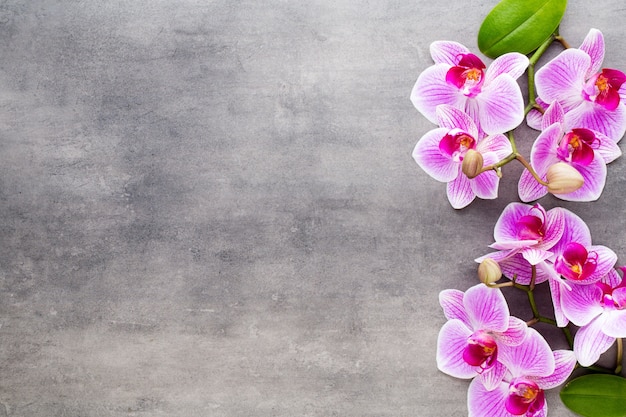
[[0, 1, 624, 416]]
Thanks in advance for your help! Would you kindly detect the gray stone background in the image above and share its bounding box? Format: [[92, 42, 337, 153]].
[[0, 1, 624, 416]]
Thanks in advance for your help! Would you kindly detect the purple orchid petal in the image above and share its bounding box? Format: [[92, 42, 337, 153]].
[[430, 40, 470, 66], [412, 128, 460, 183], [476, 133, 513, 161], [555, 158, 606, 202], [602, 268, 622, 288], [411, 64, 466, 125], [476, 74, 525, 135], [592, 130, 622, 163], [447, 174, 475, 209], [564, 99, 626, 143], [579, 28, 605, 77], [521, 248, 553, 266], [540, 207, 565, 250], [467, 378, 510, 417], [551, 209, 592, 255], [574, 315, 615, 366], [439, 289, 470, 325], [498, 255, 551, 285], [490, 240, 538, 251], [505, 379, 545, 416], [579, 245, 618, 284], [526, 98, 549, 131], [463, 284, 509, 332], [535, 48, 591, 112], [602, 309, 626, 338], [541, 101, 565, 131], [470, 153, 499, 200], [484, 52, 529, 85], [532, 350, 577, 390], [560, 282, 603, 326], [436, 319, 477, 378], [496, 316, 528, 346], [493, 203, 535, 242], [518, 168, 548, 203], [436, 104, 478, 136], [531, 123, 562, 173], [549, 278, 569, 327], [499, 327, 555, 377], [479, 361, 508, 392]]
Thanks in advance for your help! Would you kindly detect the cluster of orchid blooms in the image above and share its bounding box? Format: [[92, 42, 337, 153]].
[[410, 29, 626, 417]]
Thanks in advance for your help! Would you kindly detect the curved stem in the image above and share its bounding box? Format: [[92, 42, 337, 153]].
[[525, 34, 556, 116], [554, 26, 571, 49], [515, 154, 549, 186]]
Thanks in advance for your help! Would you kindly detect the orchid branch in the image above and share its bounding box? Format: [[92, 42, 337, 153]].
[[616, 338, 623, 375]]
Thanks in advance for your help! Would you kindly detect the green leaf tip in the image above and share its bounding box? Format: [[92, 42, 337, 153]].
[[478, 0, 567, 58], [560, 373, 626, 417]]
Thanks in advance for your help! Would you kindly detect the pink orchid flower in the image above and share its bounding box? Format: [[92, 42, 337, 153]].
[[437, 284, 527, 390], [518, 101, 621, 202], [475, 203, 565, 285], [468, 340, 576, 417], [533, 28, 626, 142], [560, 267, 626, 366], [411, 41, 528, 136], [412, 105, 512, 209]]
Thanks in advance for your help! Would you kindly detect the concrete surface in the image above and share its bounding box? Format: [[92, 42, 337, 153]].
[[0, 1, 624, 416]]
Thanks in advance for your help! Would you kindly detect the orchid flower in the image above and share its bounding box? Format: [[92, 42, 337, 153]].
[[475, 203, 565, 285], [518, 101, 621, 202], [412, 105, 512, 209], [411, 41, 528, 136], [437, 284, 527, 390], [560, 267, 626, 366], [468, 340, 576, 417], [532, 29, 626, 142]]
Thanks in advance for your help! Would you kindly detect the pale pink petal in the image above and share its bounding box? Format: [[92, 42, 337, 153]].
[[530, 123, 562, 173], [436, 104, 478, 136], [439, 289, 470, 325], [479, 361, 508, 392], [411, 64, 466, 125], [496, 317, 528, 346], [499, 327, 555, 377], [549, 278, 569, 327], [518, 168, 548, 203], [430, 40, 470, 65], [602, 309, 626, 338], [541, 101, 565, 130], [498, 254, 540, 285], [476, 74, 525, 135], [533, 350, 577, 389], [412, 128, 460, 183], [555, 158, 606, 202], [602, 268, 622, 288], [578, 28, 605, 77], [550, 209, 592, 256], [564, 100, 626, 143], [447, 174, 475, 209], [470, 153, 500, 200], [493, 203, 533, 242], [540, 207, 565, 250], [534, 260, 559, 286], [535, 48, 590, 112], [464, 284, 509, 332], [593, 131, 622, 163], [527, 108, 544, 130], [580, 245, 617, 283], [468, 379, 510, 417], [477, 134, 513, 161], [521, 248, 553, 265], [574, 315, 615, 366], [560, 282, 603, 326], [437, 319, 477, 379], [484, 52, 529, 84]]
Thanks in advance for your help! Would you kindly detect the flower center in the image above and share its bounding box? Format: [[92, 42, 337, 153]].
[[516, 206, 546, 241], [584, 68, 626, 111], [445, 53, 486, 97], [439, 129, 476, 163], [557, 129, 596, 166], [555, 242, 597, 281], [505, 378, 544, 416], [462, 330, 497, 370], [599, 283, 626, 310]]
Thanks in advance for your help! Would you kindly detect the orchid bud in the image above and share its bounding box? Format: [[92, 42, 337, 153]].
[[478, 258, 502, 284], [461, 149, 484, 179], [546, 162, 584, 194]]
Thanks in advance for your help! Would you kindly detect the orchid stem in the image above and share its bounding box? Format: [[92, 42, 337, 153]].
[[525, 34, 555, 116], [554, 26, 571, 49], [616, 338, 623, 375], [515, 154, 549, 186]]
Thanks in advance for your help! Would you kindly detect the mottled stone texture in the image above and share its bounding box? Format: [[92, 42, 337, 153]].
[[0, 1, 624, 416]]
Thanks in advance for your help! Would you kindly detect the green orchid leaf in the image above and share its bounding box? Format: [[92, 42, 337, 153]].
[[478, 0, 567, 58], [560, 374, 626, 417]]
